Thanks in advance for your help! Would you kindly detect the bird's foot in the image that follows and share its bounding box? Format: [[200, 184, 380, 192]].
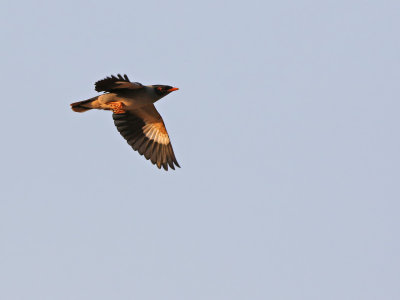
[[108, 102, 126, 114]]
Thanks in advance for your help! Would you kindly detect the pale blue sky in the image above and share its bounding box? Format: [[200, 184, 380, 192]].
[[1, 0, 399, 299]]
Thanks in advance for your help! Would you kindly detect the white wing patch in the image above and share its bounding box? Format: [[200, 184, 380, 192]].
[[142, 123, 170, 145]]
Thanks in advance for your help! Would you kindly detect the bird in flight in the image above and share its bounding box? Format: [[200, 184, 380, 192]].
[[70, 74, 180, 171]]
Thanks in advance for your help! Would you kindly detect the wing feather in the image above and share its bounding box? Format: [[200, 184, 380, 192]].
[[112, 106, 180, 171], [95, 74, 144, 93]]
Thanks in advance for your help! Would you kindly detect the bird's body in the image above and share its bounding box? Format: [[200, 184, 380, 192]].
[[70, 74, 180, 171], [84, 87, 162, 111]]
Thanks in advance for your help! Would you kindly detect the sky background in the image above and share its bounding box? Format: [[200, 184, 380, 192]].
[[0, 0, 399, 299]]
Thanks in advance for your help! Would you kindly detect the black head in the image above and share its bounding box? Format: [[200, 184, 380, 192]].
[[153, 85, 179, 96]]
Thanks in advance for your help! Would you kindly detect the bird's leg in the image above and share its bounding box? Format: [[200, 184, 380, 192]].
[[108, 102, 126, 114]]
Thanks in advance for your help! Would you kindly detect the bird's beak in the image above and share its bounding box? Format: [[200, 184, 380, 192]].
[[167, 87, 179, 92]]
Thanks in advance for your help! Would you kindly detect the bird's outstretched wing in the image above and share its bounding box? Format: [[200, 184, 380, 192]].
[[112, 105, 180, 170], [95, 74, 144, 93]]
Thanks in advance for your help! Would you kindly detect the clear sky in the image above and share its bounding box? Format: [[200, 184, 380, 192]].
[[1, 0, 399, 299]]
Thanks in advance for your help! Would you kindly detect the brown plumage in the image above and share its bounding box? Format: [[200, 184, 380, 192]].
[[70, 74, 180, 171]]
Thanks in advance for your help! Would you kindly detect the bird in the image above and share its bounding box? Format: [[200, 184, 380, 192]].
[[70, 74, 180, 171]]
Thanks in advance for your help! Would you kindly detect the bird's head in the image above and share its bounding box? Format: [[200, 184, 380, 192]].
[[153, 85, 179, 97]]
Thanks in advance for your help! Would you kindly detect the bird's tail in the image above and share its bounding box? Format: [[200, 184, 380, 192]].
[[70, 96, 98, 112]]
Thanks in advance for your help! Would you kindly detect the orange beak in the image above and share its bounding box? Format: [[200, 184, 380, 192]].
[[167, 87, 179, 92]]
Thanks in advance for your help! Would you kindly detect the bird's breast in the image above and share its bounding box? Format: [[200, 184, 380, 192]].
[[98, 89, 157, 110]]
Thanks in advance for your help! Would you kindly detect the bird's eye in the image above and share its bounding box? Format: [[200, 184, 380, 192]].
[[157, 87, 163, 91]]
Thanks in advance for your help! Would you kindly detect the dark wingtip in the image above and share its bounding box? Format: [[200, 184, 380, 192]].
[[173, 156, 180, 168]]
